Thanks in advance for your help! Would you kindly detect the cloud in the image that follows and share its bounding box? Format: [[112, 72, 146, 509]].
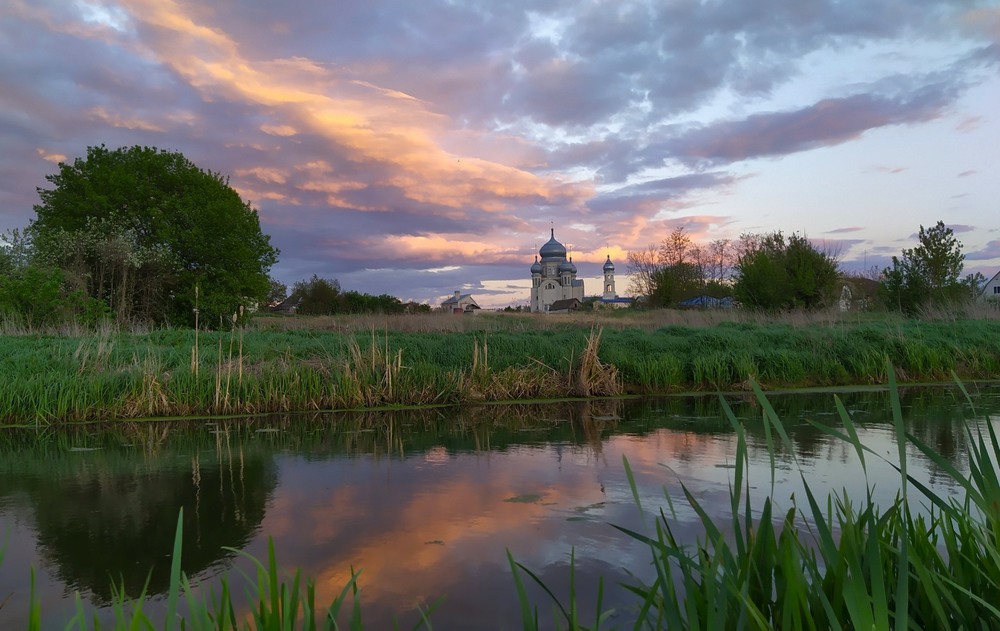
[[825, 226, 865, 234], [667, 84, 957, 167], [0, 0, 997, 304], [965, 240, 1000, 261]]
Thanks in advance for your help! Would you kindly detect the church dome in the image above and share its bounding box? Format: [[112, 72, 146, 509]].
[[530, 256, 542, 275], [539, 229, 567, 260], [559, 257, 577, 274], [603, 255, 615, 272]]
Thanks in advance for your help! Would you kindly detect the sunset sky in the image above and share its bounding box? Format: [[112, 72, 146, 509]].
[[2, 0, 998, 307]]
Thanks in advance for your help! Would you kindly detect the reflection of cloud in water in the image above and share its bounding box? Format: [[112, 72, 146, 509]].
[[252, 429, 741, 626]]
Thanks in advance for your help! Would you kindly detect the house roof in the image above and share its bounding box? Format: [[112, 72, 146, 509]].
[[549, 298, 581, 311], [271, 295, 303, 312], [441, 293, 475, 305]]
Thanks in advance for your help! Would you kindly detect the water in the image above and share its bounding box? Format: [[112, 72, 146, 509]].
[[1, 383, 998, 629]]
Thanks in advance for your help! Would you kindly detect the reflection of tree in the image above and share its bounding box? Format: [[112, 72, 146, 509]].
[[1, 432, 276, 603], [619, 385, 984, 469]]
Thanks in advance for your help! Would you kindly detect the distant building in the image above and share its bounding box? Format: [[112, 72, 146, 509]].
[[270, 295, 303, 314], [441, 291, 480, 314], [548, 298, 582, 313], [983, 270, 1000, 302], [597, 255, 632, 308], [530, 229, 584, 312], [677, 295, 734, 309]]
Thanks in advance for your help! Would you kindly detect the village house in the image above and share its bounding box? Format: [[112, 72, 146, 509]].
[[441, 291, 480, 314], [982, 270, 1000, 302]]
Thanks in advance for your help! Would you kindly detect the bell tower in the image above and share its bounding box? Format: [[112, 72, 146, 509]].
[[602, 255, 616, 299]]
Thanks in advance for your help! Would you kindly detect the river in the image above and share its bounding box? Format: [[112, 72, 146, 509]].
[[1, 383, 997, 629]]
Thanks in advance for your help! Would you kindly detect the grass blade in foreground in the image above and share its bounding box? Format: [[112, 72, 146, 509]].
[[514, 371, 1000, 629]]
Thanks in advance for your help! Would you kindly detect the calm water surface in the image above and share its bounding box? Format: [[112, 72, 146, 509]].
[[1, 384, 998, 629]]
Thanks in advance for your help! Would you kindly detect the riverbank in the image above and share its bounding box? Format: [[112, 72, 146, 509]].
[[3, 313, 1000, 424]]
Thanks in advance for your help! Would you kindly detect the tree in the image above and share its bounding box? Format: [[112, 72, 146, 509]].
[[292, 275, 342, 315], [648, 262, 704, 307], [880, 221, 970, 314], [30, 145, 279, 326], [266, 278, 288, 306], [628, 227, 722, 307], [733, 232, 839, 310]]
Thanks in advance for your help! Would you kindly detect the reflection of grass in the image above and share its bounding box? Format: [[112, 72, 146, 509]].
[[510, 364, 1000, 629]]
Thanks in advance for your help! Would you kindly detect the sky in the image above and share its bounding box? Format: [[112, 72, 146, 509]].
[[1, 0, 998, 308]]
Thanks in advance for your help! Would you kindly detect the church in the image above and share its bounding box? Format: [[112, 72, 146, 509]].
[[529, 229, 625, 312]]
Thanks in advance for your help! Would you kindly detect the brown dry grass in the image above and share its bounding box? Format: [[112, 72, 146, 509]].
[[250, 306, 894, 334]]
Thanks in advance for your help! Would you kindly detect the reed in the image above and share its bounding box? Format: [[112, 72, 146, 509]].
[[510, 364, 1000, 629], [2, 319, 1000, 424]]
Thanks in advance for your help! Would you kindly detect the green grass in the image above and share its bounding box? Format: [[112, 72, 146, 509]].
[[510, 363, 1000, 629], [3, 318, 1000, 423]]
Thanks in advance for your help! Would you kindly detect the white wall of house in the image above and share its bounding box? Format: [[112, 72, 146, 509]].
[[982, 271, 1000, 301]]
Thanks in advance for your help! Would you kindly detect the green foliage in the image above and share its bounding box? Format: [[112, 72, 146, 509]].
[[649, 262, 704, 307], [733, 232, 839, 309], [30, 145, 279, 327], [291, 275, 406, 315], [880, 221, 970, 314], [267, 278, 289, 306], [0, 264, 108, 328], [293, 275, 343, 315]]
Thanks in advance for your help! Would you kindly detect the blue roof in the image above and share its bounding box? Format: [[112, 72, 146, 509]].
[[677, 295, 734, 307], [539, 228, 567, 260]]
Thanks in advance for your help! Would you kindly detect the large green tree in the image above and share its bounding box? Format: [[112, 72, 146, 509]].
[[879, 221, 972, 314], [733, 232, 839, 310], [30, 145, 279, 326]]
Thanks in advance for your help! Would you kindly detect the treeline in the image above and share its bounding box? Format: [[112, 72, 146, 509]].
[[276, 275, 431, 315], [0, 145, 278, 329], [629, 222, 987, 313]]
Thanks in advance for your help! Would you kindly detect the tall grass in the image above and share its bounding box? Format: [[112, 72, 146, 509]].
[[2, 318, 1000, 424], [17, 509, 385, 630], [510, 363, 1000, 629]]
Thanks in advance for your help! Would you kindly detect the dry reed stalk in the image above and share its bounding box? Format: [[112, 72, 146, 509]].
[[122, 354, 170, 417], [573, 327, 621, 397]]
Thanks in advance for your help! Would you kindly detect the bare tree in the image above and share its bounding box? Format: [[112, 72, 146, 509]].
[[627, 244, 660, 297], [705, 238, 733, 283]]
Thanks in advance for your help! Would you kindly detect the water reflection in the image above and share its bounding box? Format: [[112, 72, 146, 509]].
[[0, 425, 277, 604], [0, 384, 996, 629]]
